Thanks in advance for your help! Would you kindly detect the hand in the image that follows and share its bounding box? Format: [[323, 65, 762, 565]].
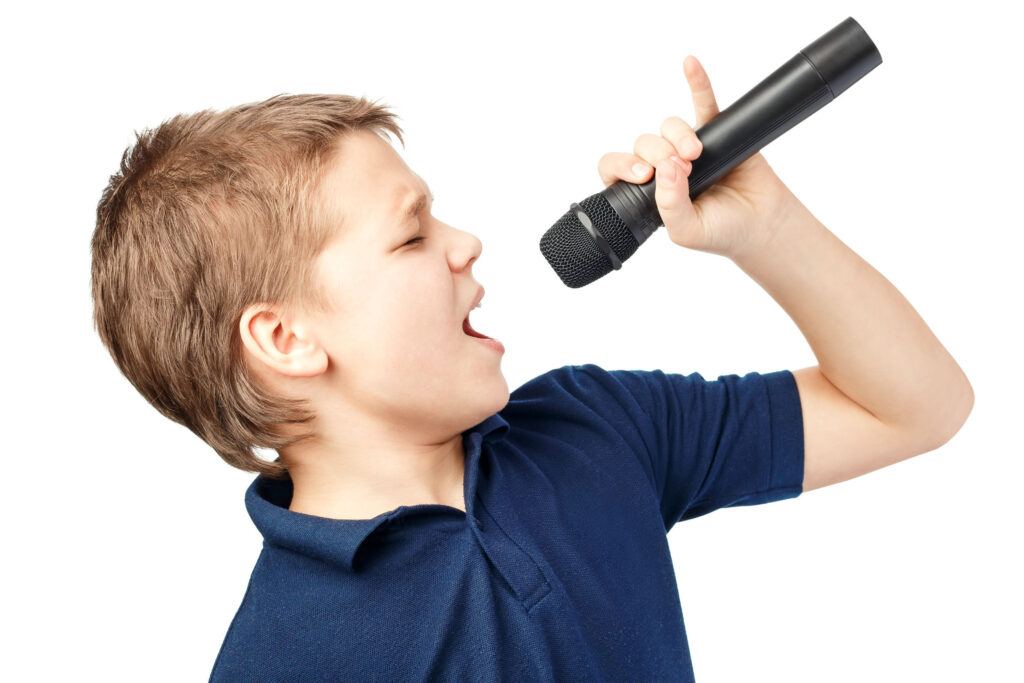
[[597, 55, 802, 260]]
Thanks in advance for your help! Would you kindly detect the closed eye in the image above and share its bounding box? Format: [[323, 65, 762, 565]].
[[403, 236, 425, 246]]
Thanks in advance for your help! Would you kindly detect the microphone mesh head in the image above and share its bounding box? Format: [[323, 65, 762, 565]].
[[539, 191, 640, 288]]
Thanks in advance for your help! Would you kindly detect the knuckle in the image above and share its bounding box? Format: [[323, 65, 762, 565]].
[[661, 115, 691, 134], [632, 133, 656, 153], [659, 117, 694, 150], [634, 133, 674, 159]]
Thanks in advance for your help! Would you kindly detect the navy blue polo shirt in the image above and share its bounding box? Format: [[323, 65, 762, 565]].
[[210, 363, 804, 681]]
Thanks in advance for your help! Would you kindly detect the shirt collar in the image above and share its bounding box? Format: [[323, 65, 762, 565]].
[[245, 412, 510, 572]]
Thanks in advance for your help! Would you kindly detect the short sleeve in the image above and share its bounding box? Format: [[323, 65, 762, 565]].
[[569, 364, 804, 530]]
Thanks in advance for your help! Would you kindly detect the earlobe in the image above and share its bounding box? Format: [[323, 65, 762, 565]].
[[239, 304, 328, 378]]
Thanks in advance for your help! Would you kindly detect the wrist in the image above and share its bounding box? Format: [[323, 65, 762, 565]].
[[728, 191, 815, 267]]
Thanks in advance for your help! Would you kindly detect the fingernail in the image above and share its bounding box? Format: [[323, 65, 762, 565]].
[[685, 137, 702, 156], [660, 160, 677, 184], [632, 162, 651, 179]]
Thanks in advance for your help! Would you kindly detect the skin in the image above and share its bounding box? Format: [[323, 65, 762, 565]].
[[240, 52, 973, 518], [239, 130, 509, 520], [599, 56, 973, 492]]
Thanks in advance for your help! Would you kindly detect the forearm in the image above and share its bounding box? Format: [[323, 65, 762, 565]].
[[731, 200, 973, 435]]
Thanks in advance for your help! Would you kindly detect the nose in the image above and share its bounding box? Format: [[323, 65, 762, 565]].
[[446, 224, 483, 272]]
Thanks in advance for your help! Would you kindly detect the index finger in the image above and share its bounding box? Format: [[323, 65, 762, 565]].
[[597, 151, 652, 187], [684, 55, 720, 127]]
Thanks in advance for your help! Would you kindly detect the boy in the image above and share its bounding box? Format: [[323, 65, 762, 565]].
[[91, 56, 972, 681]]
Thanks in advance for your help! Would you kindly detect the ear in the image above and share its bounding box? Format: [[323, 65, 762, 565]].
[[239, 303, 328, 378]]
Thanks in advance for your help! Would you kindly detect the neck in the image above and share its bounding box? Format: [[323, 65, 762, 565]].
[[282, 433, 467, 520]]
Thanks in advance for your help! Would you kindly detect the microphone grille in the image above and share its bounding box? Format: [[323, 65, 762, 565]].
[[539, 191, 640, 288]]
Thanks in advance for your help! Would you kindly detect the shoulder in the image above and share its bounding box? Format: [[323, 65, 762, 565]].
[[209, 553, 362, 681]]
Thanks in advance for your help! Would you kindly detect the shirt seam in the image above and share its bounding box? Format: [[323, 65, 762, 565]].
[[765, 372, 777, 490]]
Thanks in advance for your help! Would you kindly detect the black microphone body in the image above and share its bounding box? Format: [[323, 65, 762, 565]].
[[540, 16, 883, 288]]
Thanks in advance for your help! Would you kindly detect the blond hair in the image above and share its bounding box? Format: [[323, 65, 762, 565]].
[[91, 94, 404, 480]]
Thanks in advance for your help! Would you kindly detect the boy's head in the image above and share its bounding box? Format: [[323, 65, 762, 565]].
[[91, 94, 509, 481]]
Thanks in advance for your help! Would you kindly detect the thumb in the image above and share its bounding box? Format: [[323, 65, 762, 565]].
[[655, 157, 700, 247]]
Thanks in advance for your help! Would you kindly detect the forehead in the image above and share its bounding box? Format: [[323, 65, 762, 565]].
[[317, 131, 426, 233]]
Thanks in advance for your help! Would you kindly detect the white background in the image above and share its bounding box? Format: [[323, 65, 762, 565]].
[[3, 1, 1020, 680]]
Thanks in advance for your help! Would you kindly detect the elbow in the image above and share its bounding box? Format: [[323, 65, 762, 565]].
[[919, 375, 974, 452]]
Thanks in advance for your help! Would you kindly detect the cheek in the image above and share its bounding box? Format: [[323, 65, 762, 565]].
[[355, 261, 455, 353], [376, 288, 455, 351]]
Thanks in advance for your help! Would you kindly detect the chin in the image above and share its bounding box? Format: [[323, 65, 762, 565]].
[[485, 373, 511, 411]]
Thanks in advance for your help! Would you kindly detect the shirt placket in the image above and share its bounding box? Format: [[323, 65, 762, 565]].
[[464, 431, 551, 613]]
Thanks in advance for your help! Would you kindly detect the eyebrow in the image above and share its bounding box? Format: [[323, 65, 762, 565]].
[[396, 185, 435, 223]]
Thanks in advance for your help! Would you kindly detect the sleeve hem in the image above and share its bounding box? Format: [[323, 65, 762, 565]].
[[763, 369, 805, 495]]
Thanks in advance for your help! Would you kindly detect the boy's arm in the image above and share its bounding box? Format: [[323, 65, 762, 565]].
[[598, 56, 973, 494], [731, 200, 973, 492]]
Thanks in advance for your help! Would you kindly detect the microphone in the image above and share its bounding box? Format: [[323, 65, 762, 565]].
[[539, 16, 883, 288]]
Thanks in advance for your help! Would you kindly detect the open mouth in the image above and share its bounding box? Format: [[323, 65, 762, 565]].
[[462, 313, 491, 339]]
